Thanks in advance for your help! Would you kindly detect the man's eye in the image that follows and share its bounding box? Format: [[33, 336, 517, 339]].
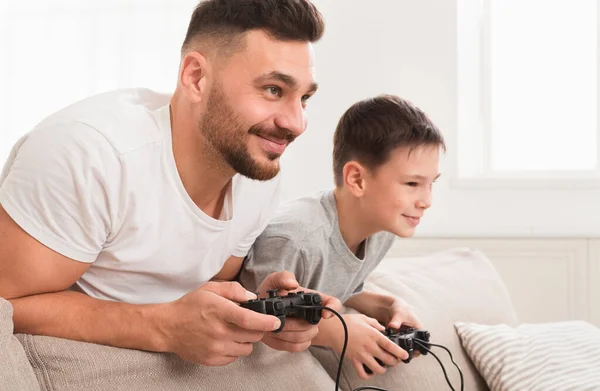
[[406, 182, 418, 187], [266, 86, 281, 96], [301, 94, 311, 102]]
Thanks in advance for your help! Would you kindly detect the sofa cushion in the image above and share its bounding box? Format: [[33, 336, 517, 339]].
[[16, 333, 335, 391], [310, 247, 519, 391], [455, 320, 600, 391], [0, 298, 41, 391]]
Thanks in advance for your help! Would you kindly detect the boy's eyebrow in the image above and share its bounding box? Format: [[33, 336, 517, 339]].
[[254, 71, 319, 93], [406, 173, 442, 181]]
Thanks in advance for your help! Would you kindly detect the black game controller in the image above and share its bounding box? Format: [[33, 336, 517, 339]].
[[363, 327, 431, 374], [240, 290, 323, 333]]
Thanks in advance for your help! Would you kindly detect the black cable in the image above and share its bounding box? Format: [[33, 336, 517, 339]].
[[319, 306, 348, 391], [413, 341, 455, 391], [294, 304, 459, 391], [296, 305, 391, 391], [414, 338, 464, 391]]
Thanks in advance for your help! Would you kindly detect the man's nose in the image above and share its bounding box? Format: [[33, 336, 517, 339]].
[[275, 101, 306, 138]]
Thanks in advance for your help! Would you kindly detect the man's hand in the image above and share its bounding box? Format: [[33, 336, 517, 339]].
[[161, 281, 282, 366], [255, 271, 342, 352], [333, 314, 409, 379]]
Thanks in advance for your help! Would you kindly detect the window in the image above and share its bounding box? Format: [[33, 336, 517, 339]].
[[0, 0, 198, 165], [457, 0, 600, 182]]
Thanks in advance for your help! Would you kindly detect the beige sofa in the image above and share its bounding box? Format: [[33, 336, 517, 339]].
[[0, 248, 519, 391]]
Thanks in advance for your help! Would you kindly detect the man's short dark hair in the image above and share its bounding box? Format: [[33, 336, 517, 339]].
[[182, 0, 325, 54], [333, 95, 446, 187]]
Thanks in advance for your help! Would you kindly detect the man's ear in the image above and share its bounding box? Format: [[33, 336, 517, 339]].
[[343, 161, 368, 197], [179, 51, 211, 104]]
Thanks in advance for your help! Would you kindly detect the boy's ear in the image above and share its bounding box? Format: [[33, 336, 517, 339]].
[[343, 161, 367, 197]]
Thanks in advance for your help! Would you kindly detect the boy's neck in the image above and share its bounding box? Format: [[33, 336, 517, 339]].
[[333, 187, 376, 256]]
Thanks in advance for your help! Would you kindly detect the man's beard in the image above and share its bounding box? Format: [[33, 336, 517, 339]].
[[199, 83, 295, 181]]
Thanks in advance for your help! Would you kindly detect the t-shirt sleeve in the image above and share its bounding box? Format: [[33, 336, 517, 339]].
[[0, 122, 123, 263], [231, 174, 283, 258], [352, 282, 365, 294], [238, 235, 305, 292]]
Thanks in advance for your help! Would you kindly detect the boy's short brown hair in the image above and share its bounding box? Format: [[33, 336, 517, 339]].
[[333, 95, 446, 187]]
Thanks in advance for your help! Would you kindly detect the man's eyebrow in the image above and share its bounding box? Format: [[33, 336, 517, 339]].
[[307, 82, 319, 94], [255, 71, 318, 93]]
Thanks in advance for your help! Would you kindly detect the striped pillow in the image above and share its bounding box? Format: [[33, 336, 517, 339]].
[[454, 321, 600, 391]]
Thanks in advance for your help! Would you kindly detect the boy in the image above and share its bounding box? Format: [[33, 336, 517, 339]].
[[238, 94, 445, 379]]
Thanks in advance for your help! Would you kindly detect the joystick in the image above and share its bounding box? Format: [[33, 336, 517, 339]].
[[240, 291, 323, 332], [363, 327, 431, 374]]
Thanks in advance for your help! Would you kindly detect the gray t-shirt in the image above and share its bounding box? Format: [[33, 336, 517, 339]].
[[238, 190, 396, 304]]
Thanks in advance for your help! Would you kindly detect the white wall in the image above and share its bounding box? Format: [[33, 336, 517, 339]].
[[281, 0, 600, 238], [2, 0, 598, 238]]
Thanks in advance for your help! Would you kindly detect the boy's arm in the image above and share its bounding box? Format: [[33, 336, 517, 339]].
[[311, 314, 345, 350], [237, 235, 306, 292], [311, 310, 410, 379], [344, 290, 423, 329], [233, 234, 344, 352], [311, 292, 400, 349]]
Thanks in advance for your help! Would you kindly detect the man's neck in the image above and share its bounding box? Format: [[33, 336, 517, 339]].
[[333, 187, 375, 256], [169, 98, 234, 219]]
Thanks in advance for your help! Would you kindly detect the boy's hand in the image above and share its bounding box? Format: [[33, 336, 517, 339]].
[[381, 298, 425, 359], [382, 298, 423, 330], [332, 314, 410, 379], [255, 271, 342, 353]]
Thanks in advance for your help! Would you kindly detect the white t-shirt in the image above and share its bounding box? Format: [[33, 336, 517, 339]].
[[0, 88, 282, 304]]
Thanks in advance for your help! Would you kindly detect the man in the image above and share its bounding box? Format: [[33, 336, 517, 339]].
[[0, 0, 339, 366]]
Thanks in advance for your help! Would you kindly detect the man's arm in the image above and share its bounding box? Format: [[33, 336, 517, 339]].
[[0, 204, 165, 350], [0, 206, 91, 300], [0, 205, 281, 365], [212, 255, 245, 282]]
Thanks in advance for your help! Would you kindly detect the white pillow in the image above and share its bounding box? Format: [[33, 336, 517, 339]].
[[455, 320, 600, 391]]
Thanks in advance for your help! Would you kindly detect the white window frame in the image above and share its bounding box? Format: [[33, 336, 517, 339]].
[[454, 0, 600, 189]]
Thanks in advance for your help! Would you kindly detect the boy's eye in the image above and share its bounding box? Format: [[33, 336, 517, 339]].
[[406, 182, 419, 187]]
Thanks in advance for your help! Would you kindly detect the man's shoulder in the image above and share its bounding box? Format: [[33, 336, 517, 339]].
[[34, 88, 171, 155]]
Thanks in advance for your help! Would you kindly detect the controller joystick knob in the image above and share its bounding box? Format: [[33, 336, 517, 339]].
[[267, 289, 279, 298]]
